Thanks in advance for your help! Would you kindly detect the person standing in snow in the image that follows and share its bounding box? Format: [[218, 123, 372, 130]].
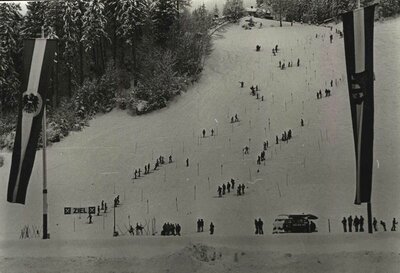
[[240, 81, 244, 88], [211, 129, 214, 136], [258, 218, 264, 234], [297, 58, 300, 67], [301, 119, 304, 127], [391, 218, 398, 231], [354, 216, 359, 232], [348, 216, 353, 232], [186, 158, 189, 167], [373, 217, 378, 231], [169, 155, 172, 163], [227, 182, 231, 193], [88, 213, 93, 224], [218, 186, 222, 197], [380, 220, 387, 231], [276, 135, 279, 144], [231, 178, 235, 189], [237, 186, 241, 196], [255, 219, 259, 234], [342, 217, 347, 232], [210, 222, 215, 234], [202, 129, 206, 138], [222, 184, 226, 195], [241, 184, 245, 194], [359, 216, 365, 232]]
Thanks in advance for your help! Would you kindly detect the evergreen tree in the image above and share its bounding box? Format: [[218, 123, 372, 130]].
[[153, 0, 177, 46], [81, 0, 109, 76], [222, 0, 245, 22], [0, 3, 22, 113]]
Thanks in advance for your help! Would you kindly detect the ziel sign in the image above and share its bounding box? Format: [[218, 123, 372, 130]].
[[64, 206, 96, 215]]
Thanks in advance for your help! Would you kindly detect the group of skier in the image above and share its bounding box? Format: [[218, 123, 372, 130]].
[[161, 222, 181, 236], [202, 128, 215, 138], [231, 114, 240, 123], [342, 216, 398, 232], [217, 179, 246, 197], [278, 58, 301, 70], [255, 218, 264, 234], [275, 129, 292, 144], [133, 154, 173, 180]]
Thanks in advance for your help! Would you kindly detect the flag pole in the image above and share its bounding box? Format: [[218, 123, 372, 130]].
[[367, 202, 373, 233], [42, 103, 49, 239], [357, 0, 360, 8], [41, 27, 49, 240]]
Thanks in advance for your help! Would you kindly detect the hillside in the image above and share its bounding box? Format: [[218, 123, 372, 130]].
[[0, 16, 399, 272]]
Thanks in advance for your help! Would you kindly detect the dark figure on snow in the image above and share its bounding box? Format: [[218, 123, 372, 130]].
[[147, 163, 150, 172], [210, 222, 214, 234], [104, 203, 108, 213], [258, 218, 264, 234], [276, 135, 279, 144], [134, 169, 137, 179], [202, 129, 206, 138], [264, 142, 267, 151], [342, 217, 347, 232], [261, 96, 264, 101], [197, 219, 201, 232], [359, 216, 365, 232], [256, 93, 259, 100], [381, 220, 387, 231], [88, 213, 93, 224], [330, 80, 333, 87], [255, 219, 259, 234], [348, 216, 353, 232], [154, 161, 159, 170], [257, 156, 261, 165], [186, 158, 189, 167], [297, 58, 300, 67], [241, 184, 245, 194], [244, 146, 249, 154], [240, 81, 244, 88], [211, 129, 214, 136], [227, 182, 231, 193], [281, 63, 285, 70], [288, 129, 292, 140], [237, 186, 241, 196], [231, 117, 234, 123], [279, 61, 281, 68], [200, 219, 204, 232], [97, 206, 100, 216], [176, 224, 181, 236], [330, 34, 333, 43], [301, 119, 304, 127], [235, 114, 239, 122], [391, 218, 398, 231], [222, 184, 226, 195], [275, 44, 278, 52], [319, 90, 322, 98], [144, 165, 147, 174], [354, 216, 359, 232], [218, 186, 222, 197], [373, 217, 378, 231], [261, 151, 265, 161], [138, 168, 141, 177], [272, 48, 276, 56], [101, 200, 104, 210], [231, 178, 235, 189], [256, 45, 261, 51], [169, 155, 172, 163]]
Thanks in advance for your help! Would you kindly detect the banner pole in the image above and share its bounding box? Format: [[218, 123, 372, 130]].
[[42, 104, 49, 239], [367, 202, 373, 233]]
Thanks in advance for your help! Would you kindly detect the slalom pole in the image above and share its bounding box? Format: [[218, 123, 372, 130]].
[[42, 104, 49, 239], [367, 202, 373, 233]]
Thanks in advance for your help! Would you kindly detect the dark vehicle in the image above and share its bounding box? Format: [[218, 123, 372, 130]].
[[273, 214, 318, 234]]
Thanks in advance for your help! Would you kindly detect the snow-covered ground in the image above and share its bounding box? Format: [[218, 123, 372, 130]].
[[0, 17, 399, 272]]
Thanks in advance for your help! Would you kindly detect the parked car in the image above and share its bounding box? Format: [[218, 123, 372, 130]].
[[273, 214, 318, 234]]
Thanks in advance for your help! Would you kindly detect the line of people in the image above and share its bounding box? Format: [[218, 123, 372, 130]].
[[342, 216, 398, 232], [133, 154, 173, 180], [161, 222, 181, 236]]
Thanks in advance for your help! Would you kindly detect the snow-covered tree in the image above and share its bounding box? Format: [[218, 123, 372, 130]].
[[0, 3, 22, 112], [222, 0, 245, 22], [81, 0, 109, 75]]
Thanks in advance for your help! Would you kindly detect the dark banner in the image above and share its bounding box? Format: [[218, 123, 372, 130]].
[[342, 5, 376, 204], [8, 39, 56, 204]]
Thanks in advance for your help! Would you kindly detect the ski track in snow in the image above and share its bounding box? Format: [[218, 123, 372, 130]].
[[0, 17, 400, 272]]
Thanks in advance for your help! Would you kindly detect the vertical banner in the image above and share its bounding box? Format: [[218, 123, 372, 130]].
[[7, 39, 57, 204], [342, 5, 376, 205]]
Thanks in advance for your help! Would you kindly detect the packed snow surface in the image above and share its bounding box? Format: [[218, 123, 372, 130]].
[[0, 17, 399, 272]]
